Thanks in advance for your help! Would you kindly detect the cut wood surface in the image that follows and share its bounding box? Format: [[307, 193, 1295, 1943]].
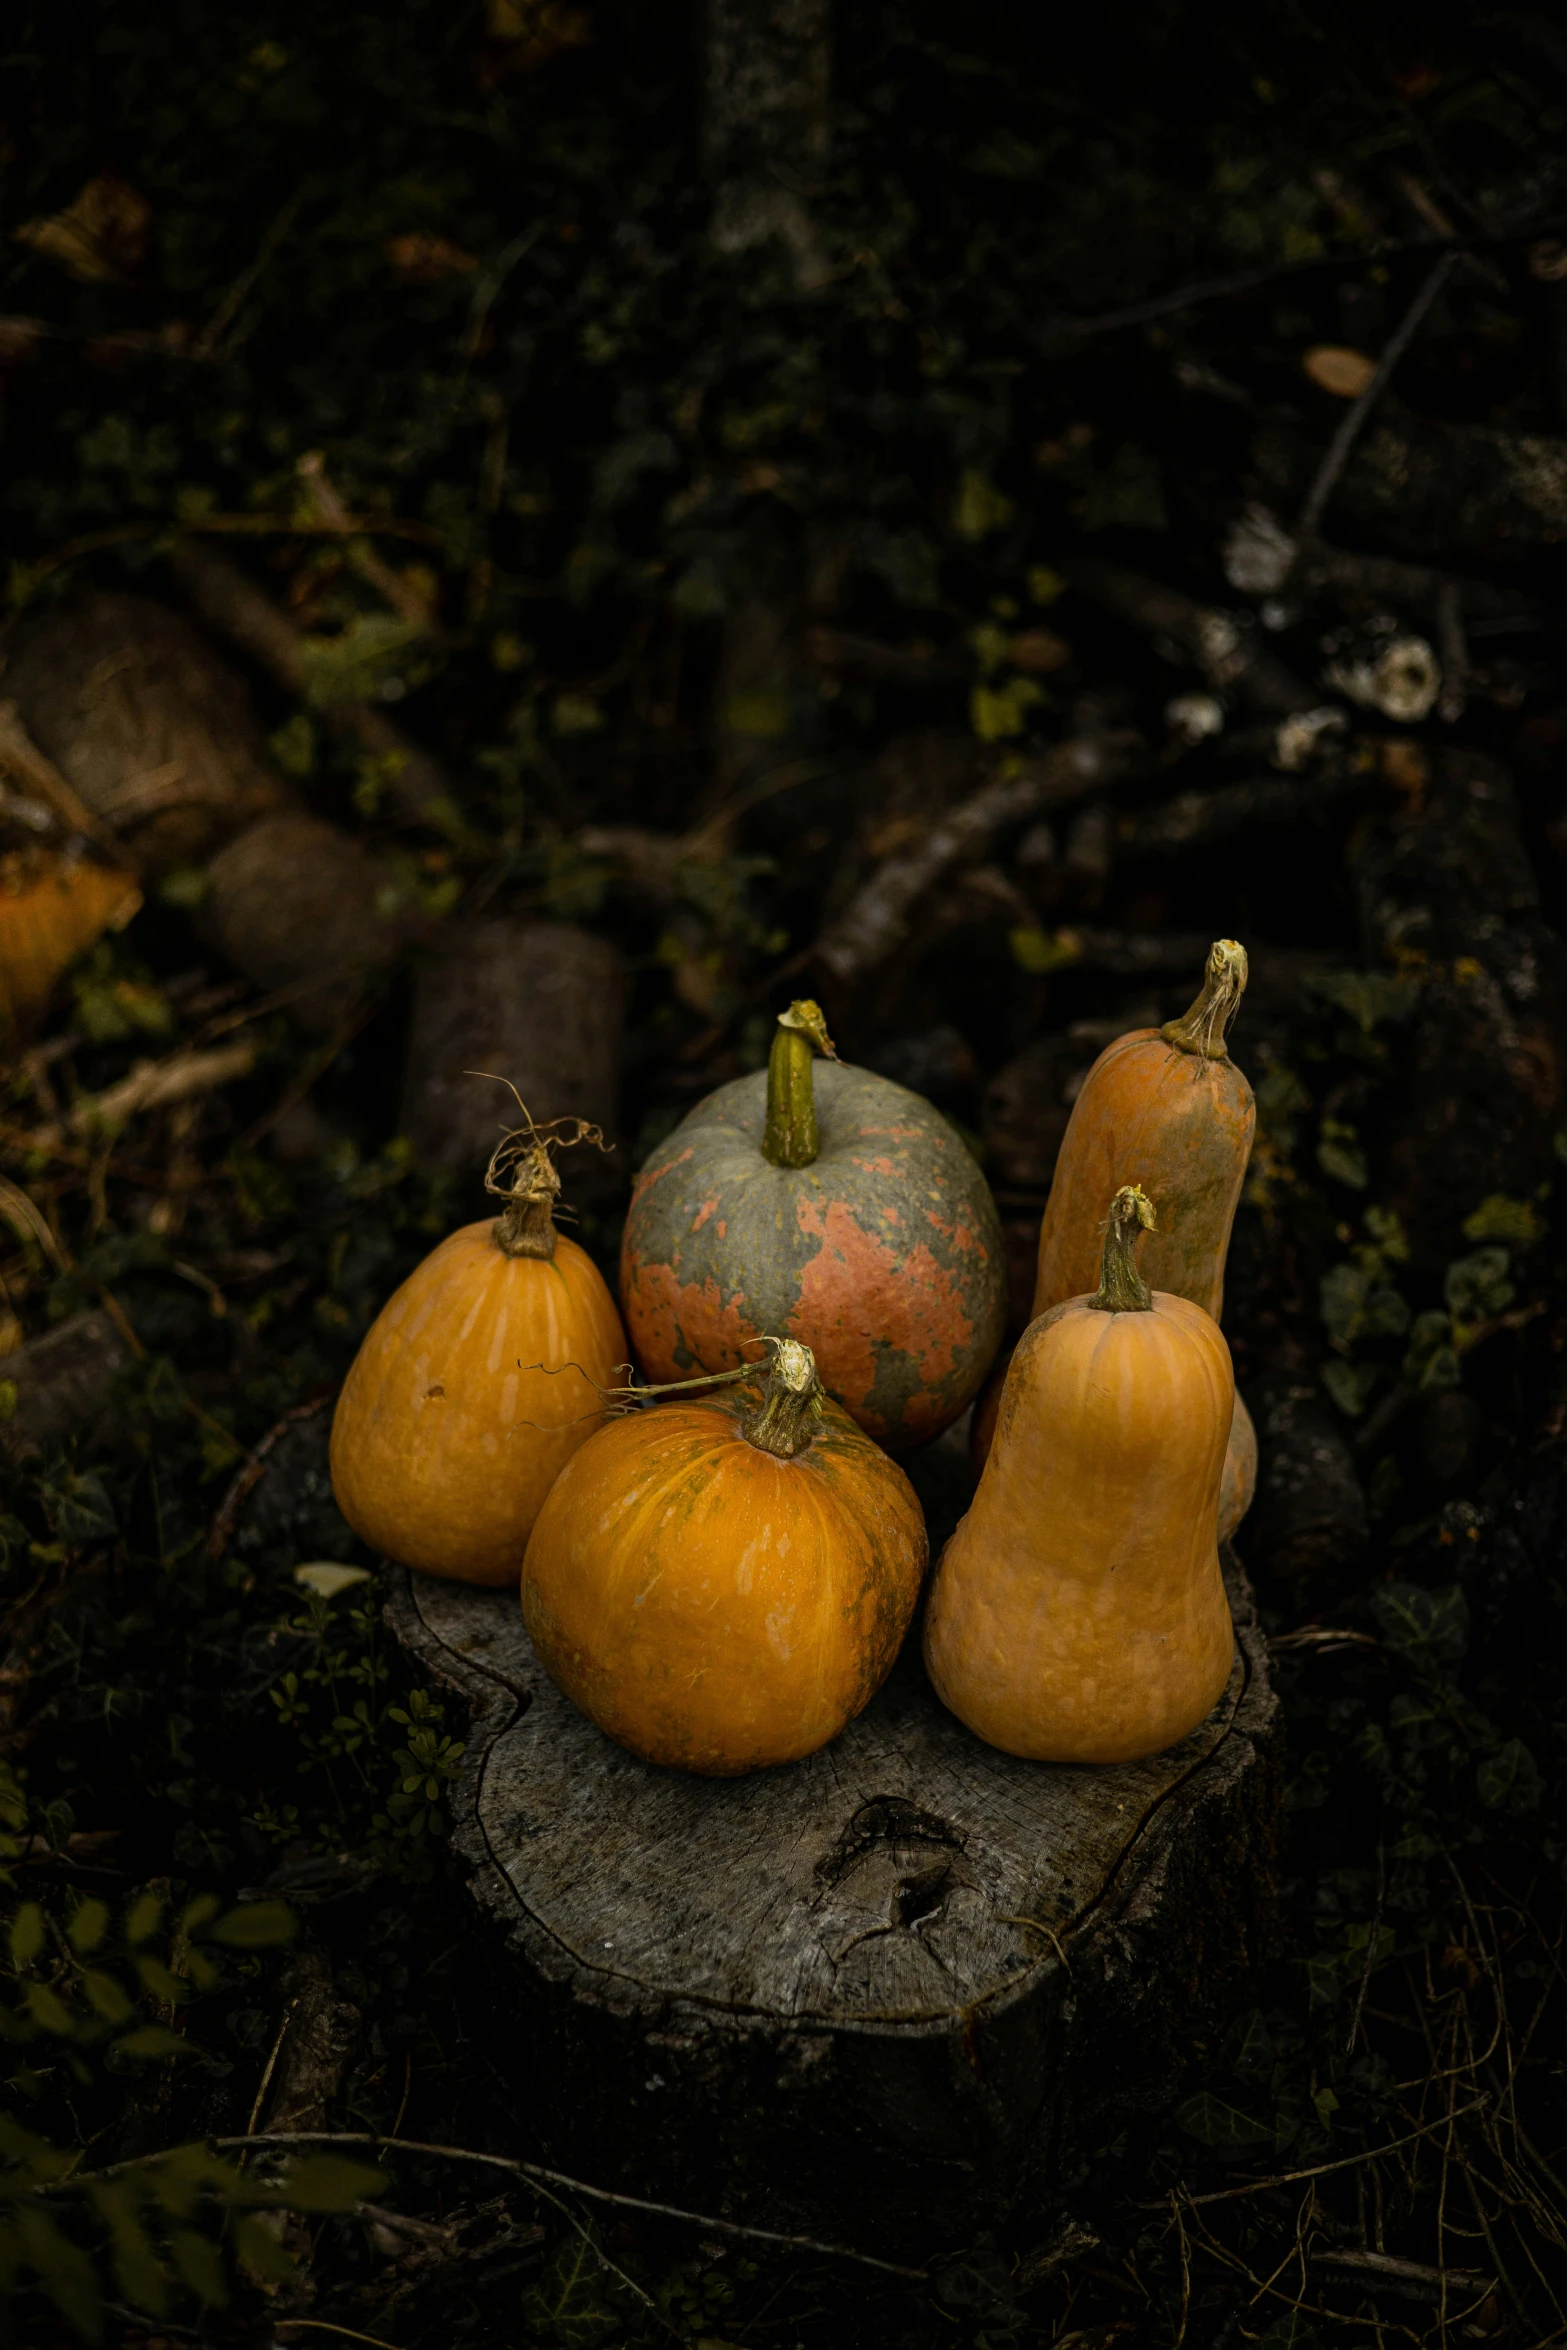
[[387, 1456, 1280, 2257], [5, 591, 283, 873]]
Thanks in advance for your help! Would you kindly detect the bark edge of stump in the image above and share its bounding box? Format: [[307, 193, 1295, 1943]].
[[385, 1547, 1281, 2259]]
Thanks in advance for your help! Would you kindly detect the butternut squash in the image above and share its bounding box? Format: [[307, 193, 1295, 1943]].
[[971, 941, 1257, 1534], [1032, 939, 1255, 1320], [925, 1185, 1235, 1763]]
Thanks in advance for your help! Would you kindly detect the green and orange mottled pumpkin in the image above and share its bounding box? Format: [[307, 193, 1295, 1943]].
[[620, 1002, 1006, 1450]]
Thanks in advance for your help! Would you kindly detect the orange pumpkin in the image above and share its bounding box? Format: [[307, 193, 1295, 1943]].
[[330, 1120, 627, 1586], [0, 843, 141, 1038], [925, 1185, 1235, 1764], [1032, 939, 1255, 1320], [620, 1001, 1006, 1451], [522, 1338, 927, 1775], [970, 941, 1257, 1533]]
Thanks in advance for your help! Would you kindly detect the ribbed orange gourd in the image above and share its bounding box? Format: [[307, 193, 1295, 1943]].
[[330, 1120, 627, 1586], [522, 1339, 927, 1776], [925, 1186, 1235, 1764], [972, 940, 1258, 1538]]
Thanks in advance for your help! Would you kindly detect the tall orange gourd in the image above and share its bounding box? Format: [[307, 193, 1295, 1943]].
[[973, 939, 1257, 1539], [522, 1339, 927, 1775], [330, 1118, 627, 1586], [926, 1186, 1235, 1764], [1032, 938, 1254, 1317]]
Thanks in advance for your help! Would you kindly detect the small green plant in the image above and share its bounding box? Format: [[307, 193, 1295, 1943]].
[[255, 1588, 466, 1875], [1, 1773, 383, 2338]]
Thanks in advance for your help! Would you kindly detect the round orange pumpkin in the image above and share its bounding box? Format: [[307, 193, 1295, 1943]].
[[330, 1122, 627, 1586], [521, 1338, 928, 1775], [620, 1001, 1006, 1451], [925, 1185, 1235, 1764]]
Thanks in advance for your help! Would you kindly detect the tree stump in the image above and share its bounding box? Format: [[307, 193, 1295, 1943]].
[[387, 1459, 1281, 2260]]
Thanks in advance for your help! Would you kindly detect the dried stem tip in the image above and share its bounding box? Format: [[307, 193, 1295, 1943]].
[[1162, 939, 1249, 1062], [762, 999, 838, 1171], [1091, 1185, 1156, 1315], [483, 1102, 608, 1260], [742, 1337, 826, 1459]]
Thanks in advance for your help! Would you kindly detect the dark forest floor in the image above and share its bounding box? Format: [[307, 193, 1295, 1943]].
[[3, 4, 1567, 2344]]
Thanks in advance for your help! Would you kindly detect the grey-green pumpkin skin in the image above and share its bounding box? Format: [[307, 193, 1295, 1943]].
[[620, 1060, 1007, 1449]]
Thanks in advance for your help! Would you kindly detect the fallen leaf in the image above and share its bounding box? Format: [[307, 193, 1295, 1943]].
[[387, 232, 479, 285], [1303, 344, 1377, 399], [1011, 627, 1071, 674], [481, 0, 592, 82], [14, 173, 151, 283], [0, 316, 45, 364], [294, 1562, 374, 1600]]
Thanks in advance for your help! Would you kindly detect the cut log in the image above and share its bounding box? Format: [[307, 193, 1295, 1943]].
[[199, 814, 422, 1031], [386, 1515, 1280, 2260], [400, 918, 626, 1204], [4, 592, 283, 873], [0, 1308, 134, 1456]]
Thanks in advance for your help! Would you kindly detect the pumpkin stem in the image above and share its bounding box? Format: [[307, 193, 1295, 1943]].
[[589, 1337, 823, 1458], [1161, 938, 1249, 1061], [741, 1337, 826, 1459], [762, 999, 837, 1169], [1091, 1184, 1156, 1314], [481, 1097, 609, 1261]]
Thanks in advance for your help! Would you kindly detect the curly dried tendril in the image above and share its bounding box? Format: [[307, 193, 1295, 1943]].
[[473, 1077, 611, 1260], [526, 1334, 827, 1459]]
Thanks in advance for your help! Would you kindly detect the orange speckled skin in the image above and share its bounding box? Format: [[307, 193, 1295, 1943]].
[[521, 1382, 928, 1775], [925, 1290, 1235, 1764], [620, 1061, 1006, 1450], [330, 1221, 628, 1587], [1032, 1031, 1255, 1323]]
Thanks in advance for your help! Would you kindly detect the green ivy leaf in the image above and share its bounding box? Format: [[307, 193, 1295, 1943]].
[[268, 2154, 387, 2212], [206, 1900, 295, 1949], [1369, 1582, 1469, 1676], [80, 1971, 135, 2026], [1444, 1247, 1514, 1327], [1477, 1740, 1543, 1812], [9, 1903, 46, 1968], [67, 1899, 111, 1955], [233, 2211, 297, 2284], [169, 2227, 228, 2307], [1461, 1194, 1543, 1248], [90, 2181, 168, 2317], [26, 1982, 78, 2037], [124, 1891, 164, 1947], [1173, 2091, 1275, 2152], [115, 2025, 191, 2060]]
